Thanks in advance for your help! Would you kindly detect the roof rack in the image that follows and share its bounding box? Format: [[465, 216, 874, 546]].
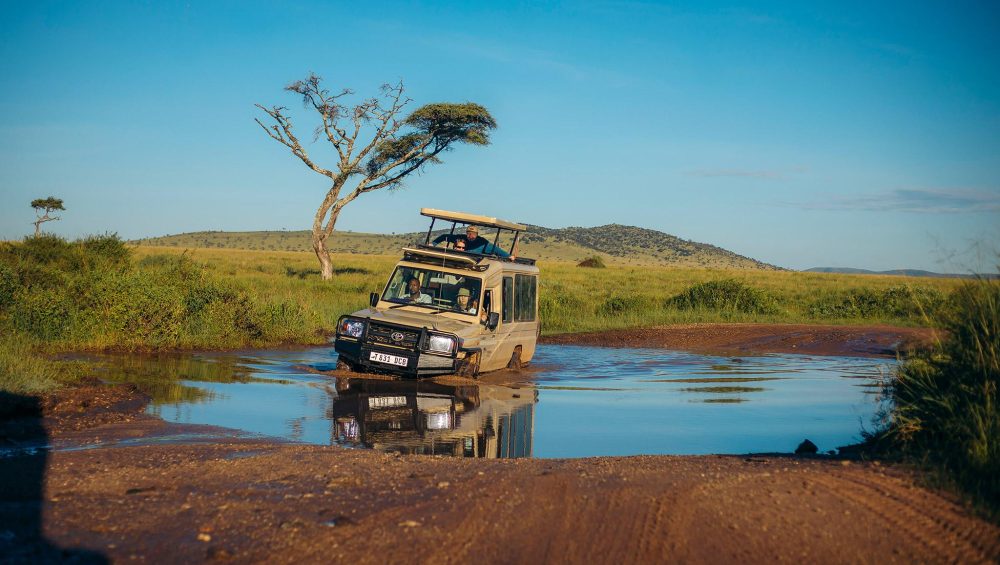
[[420, 208, 526, 232]]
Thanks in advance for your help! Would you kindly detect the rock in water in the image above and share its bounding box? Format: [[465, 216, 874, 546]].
[[795, 439, 818, 455]]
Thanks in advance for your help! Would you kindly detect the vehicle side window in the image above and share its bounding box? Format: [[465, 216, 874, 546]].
[[514, 275, 536, 322], [502, 277, 513, 323], [482, 290, 493, 317]]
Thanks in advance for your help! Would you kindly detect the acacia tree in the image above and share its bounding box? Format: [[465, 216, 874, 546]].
[[31, 196, 65, 236], [255, 75, 497, 280]]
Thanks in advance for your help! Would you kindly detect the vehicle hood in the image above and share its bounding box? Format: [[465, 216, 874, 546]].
[[350, 308, 480, 338]]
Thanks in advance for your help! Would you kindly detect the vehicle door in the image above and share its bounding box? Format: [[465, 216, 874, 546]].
[[505, 273, 538, 363], [477, 286, 508, 371]]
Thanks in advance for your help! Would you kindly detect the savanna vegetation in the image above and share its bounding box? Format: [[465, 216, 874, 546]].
[[0, 235, 966, 395], [873, 277, 1000, 518]]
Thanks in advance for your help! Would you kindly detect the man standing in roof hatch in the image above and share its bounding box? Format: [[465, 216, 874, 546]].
[[434, 225, 510, 258]]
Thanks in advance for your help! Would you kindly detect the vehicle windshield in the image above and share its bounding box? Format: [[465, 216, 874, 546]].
[[382, 266, 483, 316]]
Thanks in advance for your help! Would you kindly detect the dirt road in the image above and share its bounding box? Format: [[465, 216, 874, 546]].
[[4, 432, 998, 563], [541, 323, 939, 358]]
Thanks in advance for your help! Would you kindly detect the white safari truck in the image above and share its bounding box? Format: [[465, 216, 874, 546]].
[[334, 209, 540, 378]]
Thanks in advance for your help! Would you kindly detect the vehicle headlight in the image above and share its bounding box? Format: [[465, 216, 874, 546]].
[[338, 318, 365, 338], [425, 411, 452, 430], [426, 334, 455, 354]]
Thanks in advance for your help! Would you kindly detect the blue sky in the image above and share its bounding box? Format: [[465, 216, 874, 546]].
[[1, 1, 998, 271]]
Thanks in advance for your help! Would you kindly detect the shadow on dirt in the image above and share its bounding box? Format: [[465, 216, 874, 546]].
[[0, 392, 108, 563]]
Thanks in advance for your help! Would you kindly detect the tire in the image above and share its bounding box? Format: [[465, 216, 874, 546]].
[[458, 352, 481, 379], [507, 346, 523, 371], [335, 358, 354, 372]]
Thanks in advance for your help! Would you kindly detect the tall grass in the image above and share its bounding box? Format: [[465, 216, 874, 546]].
[[0, 235, 351, 354], [881, 277, 999, 517], [0, 332, 80, 397]]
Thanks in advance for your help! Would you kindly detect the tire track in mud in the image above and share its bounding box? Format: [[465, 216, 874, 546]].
[[809, 467, 1000, 564]]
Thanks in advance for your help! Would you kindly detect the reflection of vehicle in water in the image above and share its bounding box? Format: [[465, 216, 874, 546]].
[[334, 209, 540, 378], [331, 379, 536, 458]]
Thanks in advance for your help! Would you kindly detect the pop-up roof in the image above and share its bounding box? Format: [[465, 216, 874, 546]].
[[420, 208, 527, 232]]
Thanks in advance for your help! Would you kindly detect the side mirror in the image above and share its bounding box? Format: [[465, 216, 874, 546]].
[[486, 312, 500, 331], [369, 292, 379, 308]]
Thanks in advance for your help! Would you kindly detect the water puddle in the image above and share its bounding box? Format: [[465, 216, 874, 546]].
[[78, 344, 892, 459]]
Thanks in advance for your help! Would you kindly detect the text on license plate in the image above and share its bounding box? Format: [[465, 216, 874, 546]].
[[369, 351, 408, 367]]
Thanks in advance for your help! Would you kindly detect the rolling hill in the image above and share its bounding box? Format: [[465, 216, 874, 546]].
[[805, 267, 993, 279], [133, 224, 781, 270]]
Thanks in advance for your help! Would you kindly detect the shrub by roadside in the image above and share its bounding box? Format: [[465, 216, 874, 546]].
[[668, 279, 779, 316], [808, 284, 943, 321], [0, 235, 318, 354], [879, 277, 999, 518]]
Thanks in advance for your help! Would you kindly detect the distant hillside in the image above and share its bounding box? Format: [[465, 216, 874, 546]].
[[134, 225, 781, 270], [523, 224, 777, 270], [805, 267, 992, 279]]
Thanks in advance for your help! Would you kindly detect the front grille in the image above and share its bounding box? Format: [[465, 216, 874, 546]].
[[366, 323, 420, 350]]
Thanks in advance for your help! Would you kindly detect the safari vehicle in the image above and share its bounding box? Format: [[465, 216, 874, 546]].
[[334, 209, 539, 378]]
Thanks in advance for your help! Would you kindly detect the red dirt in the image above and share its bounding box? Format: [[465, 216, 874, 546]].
[[3, 441, 997, 563], [541, 323, 941, 358]]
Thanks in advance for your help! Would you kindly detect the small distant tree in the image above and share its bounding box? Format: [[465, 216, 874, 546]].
[[30, 197, 65, 236], [255, 74, 497, 280]]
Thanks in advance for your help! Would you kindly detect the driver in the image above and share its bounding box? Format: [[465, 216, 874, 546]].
[[402, 277, 432, 304]]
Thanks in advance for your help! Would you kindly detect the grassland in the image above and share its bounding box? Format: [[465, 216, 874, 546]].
[[1, 235, 963, 395], [128, 245, 959, 334]]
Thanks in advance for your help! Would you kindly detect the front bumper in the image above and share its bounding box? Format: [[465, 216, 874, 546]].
[[335, 338, 458, 377]]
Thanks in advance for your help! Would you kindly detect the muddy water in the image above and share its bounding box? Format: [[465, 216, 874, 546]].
[[92, 344, 893, 459]]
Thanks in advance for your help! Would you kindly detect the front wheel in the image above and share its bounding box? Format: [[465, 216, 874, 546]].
[[335, 358, 355, 372], [457, 352, 481, 379]]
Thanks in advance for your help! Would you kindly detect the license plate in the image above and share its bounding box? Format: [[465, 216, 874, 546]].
[[369, 351, 408, 367], [368, 396, 407, 409]]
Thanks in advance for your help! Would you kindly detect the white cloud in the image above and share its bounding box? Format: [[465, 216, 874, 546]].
[[790, 188, 1000, 214]]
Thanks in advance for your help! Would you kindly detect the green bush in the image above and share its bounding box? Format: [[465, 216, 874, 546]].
[[13, 233, 77, 266], [11, 287, 73, 340], [107, 272, 188, 347], [0, 235, 324, 352], [809, 284, 943, 320], [668, 279, 778, 315], [0, 263, 17, 309], [597, 294, 647, 316], [79, 233, 131, 267], [884, 278, 999, 516]]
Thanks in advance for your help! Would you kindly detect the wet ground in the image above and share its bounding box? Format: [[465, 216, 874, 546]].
[[5, 324, 999, 563], [70, 344, 897, 458]]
